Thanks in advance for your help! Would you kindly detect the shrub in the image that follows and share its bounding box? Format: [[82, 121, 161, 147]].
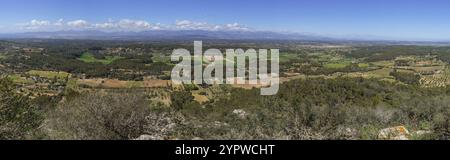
[[0, 78, 43, 140], [45, 92, 151, 140]]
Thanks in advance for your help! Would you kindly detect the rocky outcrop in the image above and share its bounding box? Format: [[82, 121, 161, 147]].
[[378, 126, 410, 140], [232, 109, 248, 119], [133, 134, 164, 140]]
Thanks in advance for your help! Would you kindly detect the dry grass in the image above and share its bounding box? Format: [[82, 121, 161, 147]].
[[78, 78, 170, 89], [192, 91, 209, 104]]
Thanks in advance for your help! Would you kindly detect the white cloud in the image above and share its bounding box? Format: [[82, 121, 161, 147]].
[[175, 20, 249, 31], [93, 19, 162, 31], [67, 20, 89, 28], [224, 22, 249, 31], [118, 19, 151, 29], [19, 19, 70, 31], [53, 19, 64, 26], [117, 19, 160, 31], [16, 19, 251, 32], [94, 22, 116, 29], [30, 20, 51, 26], [19, 20, 52, 30], [175, 20, 210, 30]]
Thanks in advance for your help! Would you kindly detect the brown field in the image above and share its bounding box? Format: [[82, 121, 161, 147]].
[[411, 66, 444, 73], [143, 79, 170, 88], [78, 78, 170, 89]]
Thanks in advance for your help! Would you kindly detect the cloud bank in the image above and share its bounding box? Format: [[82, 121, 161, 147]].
[[17, 19, 250, 32]]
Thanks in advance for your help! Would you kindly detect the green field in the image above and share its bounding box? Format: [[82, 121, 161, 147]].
[[279, 53, 302, 63], [8, 74, 33, 84], [358, 63, 370, 68], [324, 62, 351, 69], [0, 53, 7, 60], [77, 53, 123, 65], [151, 53, 171, 63]]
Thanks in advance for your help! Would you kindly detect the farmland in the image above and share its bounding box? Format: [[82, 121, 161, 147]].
[[77, 52, 124, 64]]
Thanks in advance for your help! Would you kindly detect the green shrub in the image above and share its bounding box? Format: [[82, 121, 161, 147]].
[[0, 78, 43, 140]]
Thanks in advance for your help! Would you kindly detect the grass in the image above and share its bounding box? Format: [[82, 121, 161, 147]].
[[358, 63, 370, 68], [279, 53, 301, 63], [372, 60, 394, 67], [27, 70, 71, 79], [8, 74, 33, 84], [192, 91, 209, 104], [324, 62, 350, 69], [126, 81, 144, 88], [151, 53, 171, 63], [78, 79, 147, 89], [77, 53, 123, 65], [65, 78, 78, 89], [0, 53, 7, 60]]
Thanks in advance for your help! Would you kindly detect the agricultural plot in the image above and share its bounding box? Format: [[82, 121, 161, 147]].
[[27, 70, 71, 80], [151, 53, 171, 63], [8, 74, 33, 84], [420, 66, 450, 88], [324, 62, 351, 69], [0, 53, 7, 60], [279, 53, 302, 63], [77, 53, 124, 65], [78, 78, 170, 89], [371, 60, 395, 68]]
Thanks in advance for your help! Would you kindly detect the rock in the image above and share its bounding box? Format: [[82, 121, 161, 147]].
[[133, 134, 164, 140], [192, 137, 203, 140], [232, 109, 248, 119], [413, 130, 432, 137], [337, 127, 358, 140], [378, 126, 410, 140], [213, 121, 229, 127]]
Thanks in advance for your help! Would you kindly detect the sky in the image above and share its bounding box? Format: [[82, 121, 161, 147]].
[[1, 0, 450, 41]]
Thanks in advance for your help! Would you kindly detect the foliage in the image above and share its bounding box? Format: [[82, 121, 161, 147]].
[[45, 92, 151, 140], [171, 91, 195, 111], [390, 70, 421, 85], [0, 78, 43, 139], [174, 77, 450, 140]]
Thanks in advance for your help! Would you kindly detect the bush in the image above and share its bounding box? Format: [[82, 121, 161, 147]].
[[170, 91, 194, 111], [0, 78, 43, 140], [390, 71, 421, 85], [45, 92, 151, 140]]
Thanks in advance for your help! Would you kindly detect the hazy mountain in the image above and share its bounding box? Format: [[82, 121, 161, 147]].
[[0, 30, 334, 41]]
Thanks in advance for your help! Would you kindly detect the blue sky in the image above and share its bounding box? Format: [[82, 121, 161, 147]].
[[1, 0, 450, 40]]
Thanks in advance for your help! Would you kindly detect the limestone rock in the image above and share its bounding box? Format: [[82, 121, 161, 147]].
[[413, 130, 432, 137], [133, 134, 164, 140], [378, 126, 410, 140], [232, 109, 248, 119]]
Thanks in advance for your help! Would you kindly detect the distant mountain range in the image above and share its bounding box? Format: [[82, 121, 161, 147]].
[[1, 30, 449, 45], [0, 30, 334, 41]]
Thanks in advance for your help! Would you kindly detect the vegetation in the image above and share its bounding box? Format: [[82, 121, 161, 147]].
[[0, 78, 43, 139], [27, 70, 71, 80], [390, 70, 421, 85], [44, 92, 152, 140], [77, 52, 124, 65], [0, 39, 449, 140], [172, 78, 450, 140]]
